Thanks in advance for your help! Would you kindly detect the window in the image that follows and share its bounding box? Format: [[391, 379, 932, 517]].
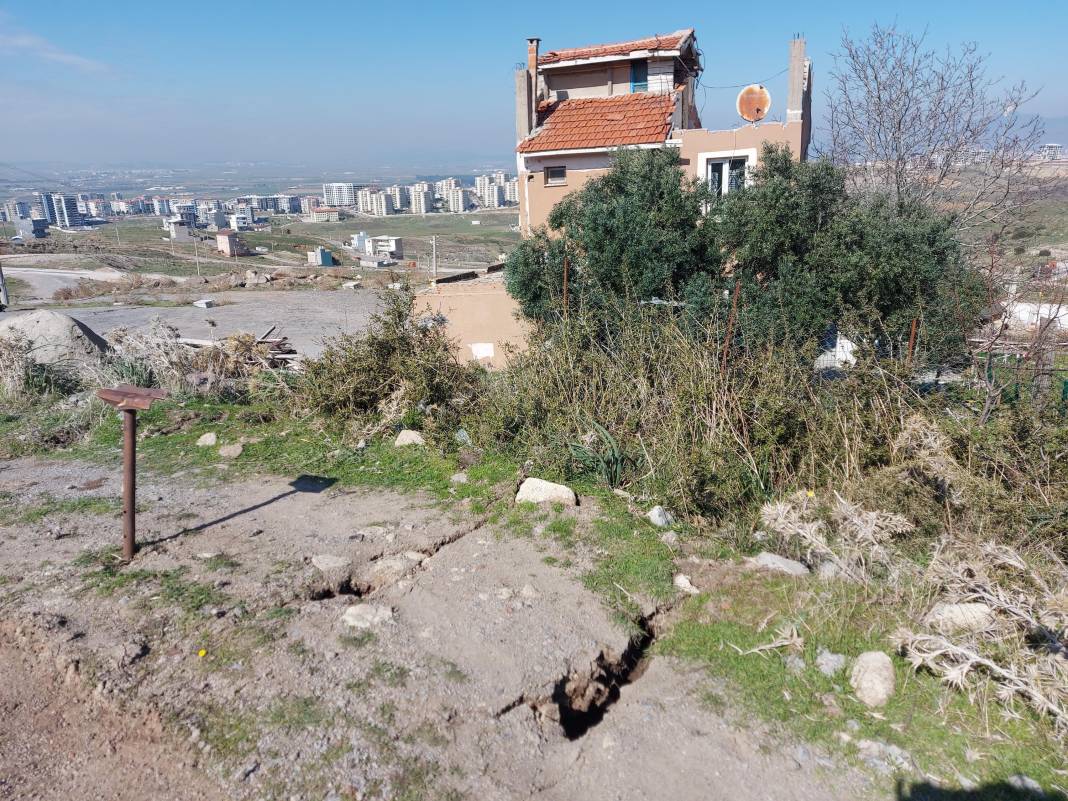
[[706, 157, 748, 197], [545, 166, 567, 186], [630, 59, 648, 92]]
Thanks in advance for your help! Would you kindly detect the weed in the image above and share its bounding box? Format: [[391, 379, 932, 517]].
[[339, 630, 377, 650], [0, 494, 122, 526], [368, 659, 410, 688], [267, 696, 329, 729]]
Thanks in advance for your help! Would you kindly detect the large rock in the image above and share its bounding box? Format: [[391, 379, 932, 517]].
[[394, 429, 426, 447], [924, 602, 994, 634], [746, 551, 810, 577], [646, 506, 675, 528], [341, 604, 393, 629], [354, 553, 424, 593], [515, 477, 577, 506], [850, 651, 895, 707], [0, 310, 108, 365]]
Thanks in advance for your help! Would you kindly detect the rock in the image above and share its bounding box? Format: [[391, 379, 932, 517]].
[[612, 488, 634, 502], [341, 604, 393, 629], [855, 739, 912, 773], [311, 554, 350, 573], [394, 429, 426, 447], [356, 554, 421, 592], [924, 602, 994, 635], [341, 281, 360, 289], [673, 574, 700, 595], [746, 552, 810, 577], [244, 269, 270, 285], [515, 477, 577, 506], [453, 428, 472, 446], [850, 651, 895, 707], [192, 298, 215, 309], [0, 310, 108, 365], [450, 472, 468, 484], [218, 443, 243, 459], [659, 530, 679, 546], [196, 432, 217, 447], [1007, 774, 1045, 796], [815, 647, 847, 677], [816, 561, 842, 579], [110, 639, 148, 668], [646, 505, 675, 528]]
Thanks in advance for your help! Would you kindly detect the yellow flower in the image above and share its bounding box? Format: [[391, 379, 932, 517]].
[[805, 490, 815, 498], [197, 648, 207, 658]]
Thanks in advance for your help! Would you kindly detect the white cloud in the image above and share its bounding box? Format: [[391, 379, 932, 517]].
[[0, 26, 109, 74]]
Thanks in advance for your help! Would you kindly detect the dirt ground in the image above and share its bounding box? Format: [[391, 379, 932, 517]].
[[0, 457, 873, 801]]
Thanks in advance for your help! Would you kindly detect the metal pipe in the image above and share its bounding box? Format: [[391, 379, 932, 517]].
[[122, 408, 137, 561]]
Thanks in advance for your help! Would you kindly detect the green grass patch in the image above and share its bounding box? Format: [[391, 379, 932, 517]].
[[0, 492, 122, 525], [656, 573, 1068, 794]]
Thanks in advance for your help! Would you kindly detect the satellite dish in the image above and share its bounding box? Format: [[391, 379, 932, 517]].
[[737, 84, 771, 123]]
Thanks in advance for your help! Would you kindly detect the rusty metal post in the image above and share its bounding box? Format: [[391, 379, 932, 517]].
[[122, 408, 137, 561]]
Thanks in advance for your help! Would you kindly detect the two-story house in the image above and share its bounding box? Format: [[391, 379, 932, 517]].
[[515, 29, 812, 234]]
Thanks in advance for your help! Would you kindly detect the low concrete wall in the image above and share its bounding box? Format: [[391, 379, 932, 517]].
[[414, 281, 530, 369]]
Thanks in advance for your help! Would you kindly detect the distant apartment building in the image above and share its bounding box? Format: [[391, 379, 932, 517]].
[[305, 207, 341, 223], [110, 192, 124, 201], [370, 192, 394, 216], [356, 188, 376, 214], [446, 187, 469, 212], [274, 194, 299, 213], [300, 196, 321, 214], [435, 178, 459, 197], [323, 182, 357, 207], [482, 183, 504, 208], [1038, 143, 1063, 161], [172, 201, 198, 225], [229, 209, 255, 230], [504, 178, 520, 204], [152, 197, 172, 216], [514, 30, 812, 233], [411, 189, 434, 214], [51, 194, 83, 229], [388, 185, 409, 211], [493, 170, 507, 186], [4, 201, 30, 220], [15, 217, 49, 239], [33, 191, 56, 223], [86, 199, 112, 218], [411, 180, 431, 194], [308, 245, 332, 266]]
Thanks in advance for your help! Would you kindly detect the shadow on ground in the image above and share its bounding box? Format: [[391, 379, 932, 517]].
[[899, 780, 1066, 801]]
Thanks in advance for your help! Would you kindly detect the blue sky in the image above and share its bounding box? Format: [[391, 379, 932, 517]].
[[1, 0, 1065, 171]]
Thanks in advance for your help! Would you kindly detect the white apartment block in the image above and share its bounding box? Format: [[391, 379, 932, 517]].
[[446, 187, 468, 213], [411, 189, 433, 214], [1039, 143, 1063, 161], [411, 181, 431, 194], [52, 193, 83, 228], [300, 196, 320, 214], [435, 178, 459, 196], [370, 192, 394, 216], [504, 178, 519, 204], [492, 170, 506, 185], [152, 197, 172, 216], [482, 184, 503, 208], [388, 185, 409, 210], [357, 188, 376, 214], [323, 182, 357, 207]]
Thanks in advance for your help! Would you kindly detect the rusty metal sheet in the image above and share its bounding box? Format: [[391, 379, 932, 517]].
[[96, 385, 169, 411]]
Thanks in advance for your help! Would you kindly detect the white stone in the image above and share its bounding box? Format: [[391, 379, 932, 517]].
[[659, 531, 679, 546], [394, 429, 426, 447], [450, 472, 468, 484], [746, 552, 810, 576], [192, 298, 215, 309], [196, 432, 217, 447], [218, 443, 243, 459], [341, 604, 393, 629], [311, 554, 350, 573], [646, 506, 675, 528], [924, 602, 994, 635], [673, 574, 700, 595], [850, 651, 895, 707], [815, 647, 847, 677], [515, 477, 577, 506]]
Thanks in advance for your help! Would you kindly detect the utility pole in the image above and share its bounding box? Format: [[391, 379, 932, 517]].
[[431, 235, 437, 281], [0, 262, 9, 311], [192, 234, 201, 277]]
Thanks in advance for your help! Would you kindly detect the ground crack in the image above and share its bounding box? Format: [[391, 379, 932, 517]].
[[498, 604, 674, 740]]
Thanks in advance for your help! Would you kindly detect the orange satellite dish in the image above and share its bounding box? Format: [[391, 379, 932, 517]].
[[737, 84, 771, 123]]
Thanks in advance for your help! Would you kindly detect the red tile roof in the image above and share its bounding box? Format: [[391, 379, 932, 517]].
[[538, 29, 693, 65], [517, 92, 676, 153]]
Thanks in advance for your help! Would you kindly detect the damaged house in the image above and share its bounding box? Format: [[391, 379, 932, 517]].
[[515, 29, 812, 233]]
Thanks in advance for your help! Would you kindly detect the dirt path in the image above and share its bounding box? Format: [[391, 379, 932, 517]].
[[0, 457, 872, 800]]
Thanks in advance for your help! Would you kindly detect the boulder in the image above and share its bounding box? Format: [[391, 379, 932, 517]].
[[196, 432, 217, 447], [0, 310, 108, 365], [515, 477, 577, 506], [341, 604, 393, 629], [311, 554, 350, 574], [850, 651, 895, 707], [924, 602, 994, 635], [355, 553, 423, 593], [646, 505, 675, 528], [746, 552, 810, 577], [673, 574, 700, 595], [218, 443, 243, 459], [394, 429, 426, 447]]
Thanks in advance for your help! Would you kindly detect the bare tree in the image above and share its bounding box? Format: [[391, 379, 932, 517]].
[[825, 24, 1046, 237]]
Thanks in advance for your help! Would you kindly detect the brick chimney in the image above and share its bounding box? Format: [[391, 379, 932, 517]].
[[527, 38, 540, 127]]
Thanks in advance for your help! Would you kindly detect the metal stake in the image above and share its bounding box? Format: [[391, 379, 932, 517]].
[[122, 408, 137, 561]]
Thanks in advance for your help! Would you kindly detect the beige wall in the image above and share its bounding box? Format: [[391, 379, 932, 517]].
[[676, 122, 806, 170], [414, 281, 530, 369], [518, 152, 613, 234]]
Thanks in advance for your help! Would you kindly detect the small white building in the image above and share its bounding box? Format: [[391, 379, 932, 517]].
[[308, 246, 332, 266]]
